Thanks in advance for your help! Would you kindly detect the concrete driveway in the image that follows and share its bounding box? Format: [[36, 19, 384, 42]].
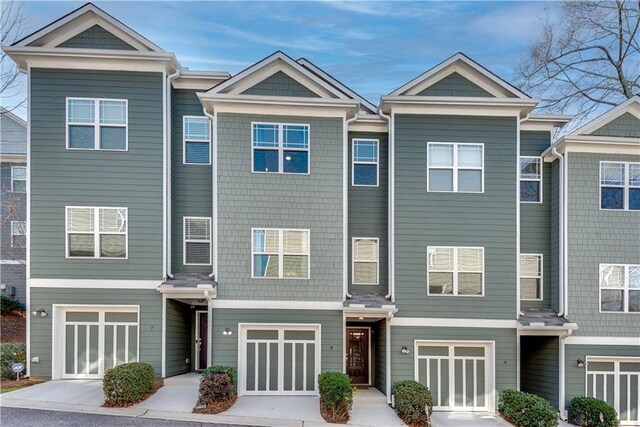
[[0, 379, 104, 406], [430, 411, 512, 426]]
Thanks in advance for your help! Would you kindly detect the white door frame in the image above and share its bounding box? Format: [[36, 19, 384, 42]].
[[195, 310, 208, 370], [238, 323, 321, 396], [346, 326, 372, 386], [414, 340, 496, 413]]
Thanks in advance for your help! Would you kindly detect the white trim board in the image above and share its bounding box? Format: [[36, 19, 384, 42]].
[[564, 336, 640, 346], [28, 279, 162, 289], [210, 300, 343, 310], [391, 317, 519, 329]]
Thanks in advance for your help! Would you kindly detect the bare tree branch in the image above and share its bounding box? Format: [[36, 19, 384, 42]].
[[1, 1, 27, 113]]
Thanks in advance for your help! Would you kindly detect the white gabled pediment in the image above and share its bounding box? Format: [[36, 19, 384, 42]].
[[389, 52, 529, 99], [570, 96, 640, 136], [207, 51, 349, 100], [13, 3, 163, 52]]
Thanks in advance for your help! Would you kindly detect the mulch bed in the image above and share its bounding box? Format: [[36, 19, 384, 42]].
[[103, 382, 163, 408], [193, 395, 237, 414], [0, 312, 26, 344], [319, 403, 349, 424], [0, 378, 43, 393]]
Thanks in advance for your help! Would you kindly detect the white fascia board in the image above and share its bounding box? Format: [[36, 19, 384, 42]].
[[380, 96, 537, 118], [390, 317, 519, 329], [521, 114, 574, 132], [388, 53, 529, 99], [173, 69, 230, 89], [570, 95, 640, 136], [28, 279, 162, 289], [210, 300, 344, 310], [542, 135, 640, 161], [564, 336, 640, 346], [349, 114, 389, 132]]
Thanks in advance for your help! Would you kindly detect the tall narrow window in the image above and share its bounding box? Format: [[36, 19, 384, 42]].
[[520, 157, 542, 202], [184, 217, 211, 265], [10, 221, 26, 248], [352, 139, 379, 186], [183, 116, 211, 164], [252, 228, 309, 278], [600, 264, 640, 313], [352, 238, 379, 284], [252, 123, 309, 174], [427, 142, 483, 192], [66, 207, 127, 258], [600, 162, 640, 210], [427, 247, 484, 296], [67, 98, 127, 150], [11, 166, 26, 193], [520, 254, 543, 300]]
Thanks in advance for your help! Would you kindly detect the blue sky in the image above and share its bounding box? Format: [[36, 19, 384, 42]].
[[3, 1, 559, 117]]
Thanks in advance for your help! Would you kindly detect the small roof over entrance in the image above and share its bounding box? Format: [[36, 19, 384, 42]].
[[518, 308, 577, 335], [158, 273, 217, 303]]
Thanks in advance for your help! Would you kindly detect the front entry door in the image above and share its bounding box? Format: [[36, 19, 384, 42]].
[[346, 328, 369, 385], [196, 312, 208, 370]]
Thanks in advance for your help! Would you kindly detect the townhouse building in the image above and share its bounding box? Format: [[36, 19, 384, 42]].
[[3, 3, 638, 423], [1, 107, 27, 303]]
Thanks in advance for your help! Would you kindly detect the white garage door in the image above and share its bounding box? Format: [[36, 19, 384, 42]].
[[239, 324, 320, 395], [415, 341, 494, 412], [62, 307, 139, 379], [586, 357, 640, 425]]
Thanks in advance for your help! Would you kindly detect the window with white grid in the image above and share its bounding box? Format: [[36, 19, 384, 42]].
[[427, 246, 484, 296], [67, 98, 127, 150], [66, 207, 127, 258], [252, 228, 309, 279]]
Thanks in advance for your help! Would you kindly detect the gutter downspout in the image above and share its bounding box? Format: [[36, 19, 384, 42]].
[[204, 289, 216, 367], [550, 147, 566, 316], [203, 108, 217, 279], [344, 114, 358, 299], [558, 328, 573, 419], [378, 110, 393, 302], [166, 69, 180, 279]]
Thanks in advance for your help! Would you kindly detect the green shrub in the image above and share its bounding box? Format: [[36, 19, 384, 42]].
[[198, 372, 235, 406], [202, 365, 237, 386], [499, 389, 557, 427], [392, 380, 433, 427], [0, 343, 26, 380], [318, 372, 353, 423], [103, 362, 155, 405], [569, 396, 619, 427], [1, 295, 25, 316]]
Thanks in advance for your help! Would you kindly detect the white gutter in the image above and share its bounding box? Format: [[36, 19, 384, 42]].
[[344, 115, 358, 299], [550, 148, 567, 316], [558, 328, 573, 419], [378, 110, 394, 302], [165, 69, 180, 280], [203, 108, 217, 279]]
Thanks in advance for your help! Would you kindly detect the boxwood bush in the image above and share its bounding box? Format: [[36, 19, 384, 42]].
[[202, 365, 237, 386], [569, 396, 619, 427], [0, 343, 26, 380], [103, 362, 155, 405], [499, 390, 557, 427], [392, 380, 433, 427], [318, 372, 353, 423]]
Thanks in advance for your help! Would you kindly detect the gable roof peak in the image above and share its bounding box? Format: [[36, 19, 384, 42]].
[[570, 95, 640, 136]]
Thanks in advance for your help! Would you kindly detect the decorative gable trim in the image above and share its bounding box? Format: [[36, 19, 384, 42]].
[[13, 3, 163, 52], [570, 95, 640, 136], [388, 52, 529, 99], [207, 51, 349, 100]]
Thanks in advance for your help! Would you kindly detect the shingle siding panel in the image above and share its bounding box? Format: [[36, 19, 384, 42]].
[[416, 72, 494, 97], [590, 113, 640, 138], [57, 25, 136, 50], [241, 71, 320, 98]]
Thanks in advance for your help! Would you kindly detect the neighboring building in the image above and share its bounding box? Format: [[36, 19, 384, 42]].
[[0, 107, 27, 303], [3, 3, 638, 424]]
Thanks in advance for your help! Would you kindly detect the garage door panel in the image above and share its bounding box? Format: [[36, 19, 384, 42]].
[[269, 343, 279, 392], [586, 358, 640, 425]]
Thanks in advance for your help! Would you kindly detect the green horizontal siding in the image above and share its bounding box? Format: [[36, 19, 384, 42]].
[[521, 336, 559, 408], [165, 299, 192, 377]]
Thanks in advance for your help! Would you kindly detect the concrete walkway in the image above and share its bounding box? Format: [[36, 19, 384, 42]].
[[136, 372, 200, 412], [430, 411, 512, 427], [349, 388, 405, 427]]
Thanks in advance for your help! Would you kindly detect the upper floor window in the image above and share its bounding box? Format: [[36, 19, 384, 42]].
[[66, 207, 127, 259], [183, 116, 211, 165], [252, 228, 309, 279], [67, 98, 127, 150], [520, 254, 543, 300], [252, 123, 309, 174], [352, 139, 378, 186], [600, 162, 640, 210], [520, 157, 542, 203], [352, 238, 378, 284], [427, 246, 484, 296], [11, 221, 26, 248], [600, 264, 639, 313], [427, 142, 483, 192], [11, 166, 26, 193], [184, 217, 211, 265]]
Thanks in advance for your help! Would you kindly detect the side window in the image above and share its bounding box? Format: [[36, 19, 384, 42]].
[[427, 142, 483, 192], [67, 98, 127, 150], [11, 221, 26, 248], [11, 166, 26, 193], [352, 238, 379, 284], [599, 264, 640, 313], [520, 254, 543, 300], [352, 139, 379, 186], [600, 162, 640, 210], [520, 157, 542, 203], [252, 123, 309, 174], [66, 207, 127, 258], [184, 217, 212, 265], [183, 116, 211, 165]]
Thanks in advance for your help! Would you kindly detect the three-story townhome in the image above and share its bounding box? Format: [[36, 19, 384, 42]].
[[3, 3, 638, 423]]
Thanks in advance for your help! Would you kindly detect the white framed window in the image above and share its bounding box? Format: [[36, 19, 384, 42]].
[[252, 123, 309, 174], [599, 264, 640, 313], [183, 217, 212, 265], [10, 221, 26, 248], [427, 142, 484, 192], [520, 254, 543, 300], [183, 116, 211, 165], [520, 157, 542, 203], [352, 139, 379, 186], [66, 98, 128, 150], [66, 207, 127, 259], [11, 166, 26, 193], [252, 228, 309, 279], [352, 238, 379, 285], [600, 162, 640, 211], [427, 246, 484, 296]]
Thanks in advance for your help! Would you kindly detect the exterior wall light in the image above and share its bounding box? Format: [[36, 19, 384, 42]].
[[577, 359, 585, 368], [401, 346, 410, 354], [32, 308, 47, 317], [223, 328, 232, 336]]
